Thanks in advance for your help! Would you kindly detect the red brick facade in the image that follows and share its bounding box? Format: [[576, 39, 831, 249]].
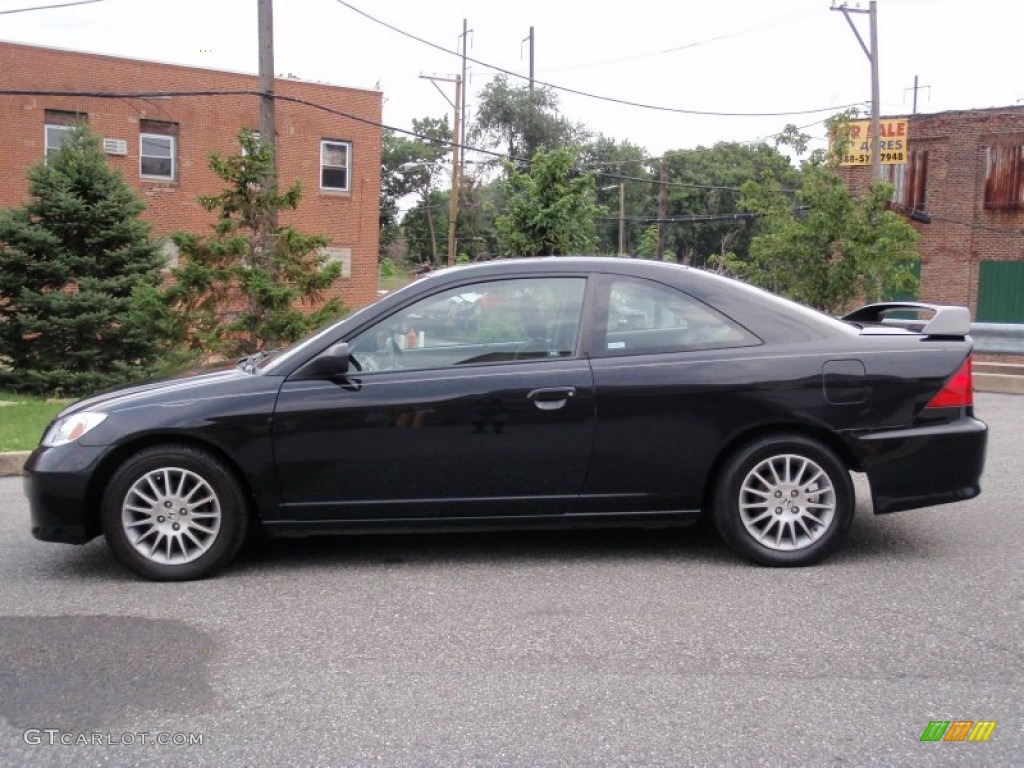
[[0, 41, 381, 311], [841, 106, 1024, 321]]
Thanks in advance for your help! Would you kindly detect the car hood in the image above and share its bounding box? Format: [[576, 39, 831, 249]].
[[58, 365, 263, 417]]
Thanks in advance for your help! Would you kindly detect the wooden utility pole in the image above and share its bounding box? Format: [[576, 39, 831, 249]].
[[523, 27, 535, 91], [833, 1, 881, 180], [460, 18, 470, 177], [257, 0, 276, 166], [420, 72, 463, 266], [257, 0, 277, 227], [447, 75, 462, 267], [656, 157, 668, 261], [618, 182, 626, 256]]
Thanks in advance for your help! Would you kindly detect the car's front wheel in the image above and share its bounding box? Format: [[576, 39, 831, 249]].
[[100, 445, 249, 581], [713, 435, 854, 566]]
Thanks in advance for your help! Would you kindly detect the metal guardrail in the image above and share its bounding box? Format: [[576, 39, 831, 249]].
[[971, 323, 1024, 355], [876, 317, 1023, 355]]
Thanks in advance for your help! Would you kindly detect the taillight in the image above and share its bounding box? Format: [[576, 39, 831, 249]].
[[926, 357, 973, 408]]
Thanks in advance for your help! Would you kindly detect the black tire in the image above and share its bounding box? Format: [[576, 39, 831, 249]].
[[712, 434, 854, 567], [100, 444, 249, 581]]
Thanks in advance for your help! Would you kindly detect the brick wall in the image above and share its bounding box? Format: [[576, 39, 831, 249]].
[[0, 41, 382, 311], [840, 106, 1024, 320]]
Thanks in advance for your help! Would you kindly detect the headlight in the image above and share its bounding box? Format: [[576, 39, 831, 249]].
[[42, 412, 108, 447]]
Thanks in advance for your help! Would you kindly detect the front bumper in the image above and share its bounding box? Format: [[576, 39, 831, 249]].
[[851, 414, 988, 515], [24, 443, 109, 544]]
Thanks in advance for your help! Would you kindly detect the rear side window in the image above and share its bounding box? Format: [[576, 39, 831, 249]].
[[596, 276, 759, 356]]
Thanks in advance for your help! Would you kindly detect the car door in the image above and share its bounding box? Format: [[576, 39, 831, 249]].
[[272, 275, 595, 520], [580, 274, 764, 514]]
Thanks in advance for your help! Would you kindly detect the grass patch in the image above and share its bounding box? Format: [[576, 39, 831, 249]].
[[0, 391, 71, 452]]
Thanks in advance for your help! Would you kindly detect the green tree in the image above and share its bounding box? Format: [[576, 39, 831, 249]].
[[496, 147, 605, 256], [380, 117, 451, 259], [0, 125, 167, 395], [578, 135, 653, 255], [722, 166, 919, 313], [402, 188, 450, 266], [161, 129, 344, 357], [658, 142, 801, 267], [453, 176, 505, 262], [471, 75, 580, 163]]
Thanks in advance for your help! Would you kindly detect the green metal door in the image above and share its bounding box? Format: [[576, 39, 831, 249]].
[[977, 261, 1024, 323]]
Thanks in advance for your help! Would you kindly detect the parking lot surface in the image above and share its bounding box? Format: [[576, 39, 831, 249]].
[[1, 393, 1021, 767]]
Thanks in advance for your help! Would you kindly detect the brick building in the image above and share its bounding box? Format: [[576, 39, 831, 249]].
[[841, 106, 1024, 323], [0, 41, 382, 311]]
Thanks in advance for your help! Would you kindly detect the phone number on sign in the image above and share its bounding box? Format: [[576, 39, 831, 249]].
[[842, 152, 906, 164]]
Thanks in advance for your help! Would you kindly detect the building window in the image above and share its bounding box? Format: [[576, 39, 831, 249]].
[[43, 109, 86, 160], [139, 120, 178, 181], [240, 129, 260, 156], [983, 145, 1024, 210], [45, 124, 73, 160], [320, 140, 350, 191], [886, 149, 928, 210]]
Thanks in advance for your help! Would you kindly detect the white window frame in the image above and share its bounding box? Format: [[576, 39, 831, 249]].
[[44, 124, 73, 160], [320, 139, 351, 191], [140, 133, 176, 181]]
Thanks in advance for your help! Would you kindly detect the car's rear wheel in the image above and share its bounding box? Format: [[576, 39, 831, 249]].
[[713, 435, 854, 566], [100, 445, 249, 581]]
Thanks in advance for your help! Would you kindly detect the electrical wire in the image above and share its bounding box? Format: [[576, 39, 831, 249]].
[[0, 0, 103, 15], [543, 4, 822, 73], [332, 0, 865, 119]]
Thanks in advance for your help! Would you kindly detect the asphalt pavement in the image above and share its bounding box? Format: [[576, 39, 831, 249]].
[[0, 393, 1021, 767]]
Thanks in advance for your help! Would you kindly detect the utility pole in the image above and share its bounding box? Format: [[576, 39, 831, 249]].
[[833, 1, 881, 180], [460, 18, 471, 177], [656, 157, 668, 261], [522, 26, 535, 91], [258, 0, 276, 167], [447, 75, 462, 267], [618, 182, 626, 256], [421, 73, 463, 266], [257, 0, 277, 225], [904, 75, 930, 114]]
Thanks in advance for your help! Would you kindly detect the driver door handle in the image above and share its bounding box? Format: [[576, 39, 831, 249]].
[[527, 387, 576, 411]]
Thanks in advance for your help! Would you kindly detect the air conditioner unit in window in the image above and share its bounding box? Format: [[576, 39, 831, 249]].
[[103, 138, 128, 156]]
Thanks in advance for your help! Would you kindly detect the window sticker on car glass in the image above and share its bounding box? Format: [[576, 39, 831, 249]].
[[608, 341, 626, 349]]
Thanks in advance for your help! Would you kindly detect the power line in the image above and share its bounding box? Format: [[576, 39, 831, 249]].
[[0, 0, 103, 15], [332, 0, 865, 119], [543, 4, 821, 73]]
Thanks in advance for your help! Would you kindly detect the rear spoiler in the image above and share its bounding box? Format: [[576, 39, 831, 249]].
[[841, 302, 971, 338]]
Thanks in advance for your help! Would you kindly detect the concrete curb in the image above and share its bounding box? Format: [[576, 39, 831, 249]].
[[975, 373, 1024, 395], [0, 451, 29, 478]]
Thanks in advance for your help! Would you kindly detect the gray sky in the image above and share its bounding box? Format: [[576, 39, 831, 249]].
[[2, 0, 1021, 159]]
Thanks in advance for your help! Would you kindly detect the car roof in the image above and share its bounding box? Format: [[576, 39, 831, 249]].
[[415, 257, 854, 342]]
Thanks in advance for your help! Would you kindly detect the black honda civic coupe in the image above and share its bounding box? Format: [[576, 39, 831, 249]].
[[25, 257, 987, 580]]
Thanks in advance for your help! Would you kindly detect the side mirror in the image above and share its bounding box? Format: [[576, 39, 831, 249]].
[[299, 342, 351, 378]]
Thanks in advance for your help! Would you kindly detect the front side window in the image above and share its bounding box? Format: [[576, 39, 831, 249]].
[[140, 133, 176, 180], [597, 277, 759, 355], [320, 140, 350, 191], [348, 277, 586, 373]]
